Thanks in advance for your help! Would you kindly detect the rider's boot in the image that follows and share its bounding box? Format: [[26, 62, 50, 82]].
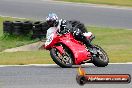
[[74, 31, 96, 54], [82, 37, 96, 55]]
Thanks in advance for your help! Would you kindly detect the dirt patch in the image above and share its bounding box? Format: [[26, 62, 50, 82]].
[[2, 41, 45, 52]]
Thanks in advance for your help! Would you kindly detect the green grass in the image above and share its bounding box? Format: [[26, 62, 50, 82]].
[[0, 51, 54, 65], [0, 26, 132, 64], [89, 27, 132, 63], [0, 16, 38, 51], [58, 0, 132, 7]]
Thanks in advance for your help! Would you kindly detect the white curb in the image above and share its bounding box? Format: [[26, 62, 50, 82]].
[[0, 63, 132, 67], [0, 15, 27, 19]]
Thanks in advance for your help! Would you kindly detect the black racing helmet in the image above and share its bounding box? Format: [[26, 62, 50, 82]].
[[46, 13, 59, 27]]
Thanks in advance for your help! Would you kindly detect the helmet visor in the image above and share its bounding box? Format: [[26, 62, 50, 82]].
[[47, 20, 56, 27]]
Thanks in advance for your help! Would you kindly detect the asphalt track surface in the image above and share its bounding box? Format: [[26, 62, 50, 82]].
[[0, 0, 132, 88], [0, 0, 132, 29], [0, 64, 131, 88]]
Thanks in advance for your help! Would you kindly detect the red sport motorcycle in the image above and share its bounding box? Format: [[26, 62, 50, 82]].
[[43, 27, 109, 68]]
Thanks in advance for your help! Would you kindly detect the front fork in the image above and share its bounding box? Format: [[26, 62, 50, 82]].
[[55, 45, 64, 55]]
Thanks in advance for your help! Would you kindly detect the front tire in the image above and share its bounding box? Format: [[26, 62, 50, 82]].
[[50, 47, 73, 68], [92, 45, 109, 67]]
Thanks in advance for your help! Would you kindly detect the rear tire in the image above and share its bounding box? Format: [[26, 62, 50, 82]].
[[3, 21, 13, 34], [13, 21, 23, 35], [92, 45, 109, 67], [23, 21, 33, 35], [50, 47, 73, 68], [32, 21, 43, 39]]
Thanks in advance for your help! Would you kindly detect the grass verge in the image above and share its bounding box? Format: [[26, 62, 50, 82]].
[[90, 27, 132, 63], [57, 0, 132, 7], [0, 26, 132, 64], [0, 51, 54, 65]]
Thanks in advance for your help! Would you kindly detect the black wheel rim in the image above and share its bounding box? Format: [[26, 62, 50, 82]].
[[96, 48, 108, 62]]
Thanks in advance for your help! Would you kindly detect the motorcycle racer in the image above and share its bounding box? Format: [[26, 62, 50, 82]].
[[46, 13, 95, 54]]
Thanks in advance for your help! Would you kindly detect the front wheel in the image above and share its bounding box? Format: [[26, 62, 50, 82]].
[[50, 47, 73, 68], [92, 45, 109, 67]]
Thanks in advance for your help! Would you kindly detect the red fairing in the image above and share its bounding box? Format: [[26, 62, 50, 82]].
[[44, 29, 92, 65], [55, 46, 64, 55], [59, 33, 91, 65]]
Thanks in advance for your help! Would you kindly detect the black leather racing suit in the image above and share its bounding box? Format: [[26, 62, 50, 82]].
[[57, 19, 94, 49]]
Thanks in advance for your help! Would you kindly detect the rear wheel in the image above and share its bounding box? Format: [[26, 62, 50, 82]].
[[3, 21, 13, 34], [50, 47, 73, 68], [92, 45, 109, 67], [13, 21, 23, 35]]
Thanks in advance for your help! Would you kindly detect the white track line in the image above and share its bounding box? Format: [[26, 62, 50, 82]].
[[0, 15, 27, 19], [109, 63, 132, 64], [0, 64, 57, 67], [0, 63, 132, 67]]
